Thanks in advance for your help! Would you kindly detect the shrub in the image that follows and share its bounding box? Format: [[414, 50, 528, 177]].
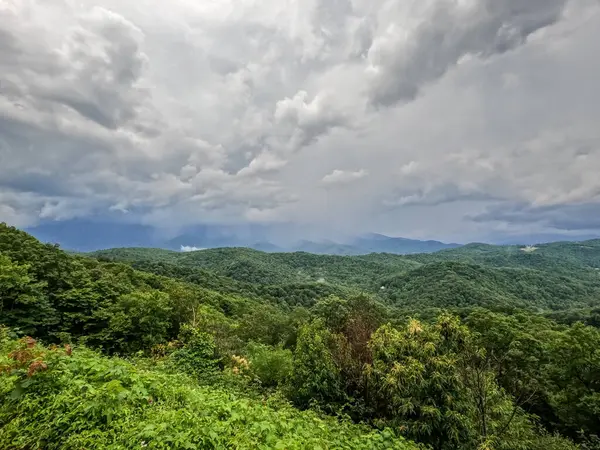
[[246, 342, 293, 388], [169, 324, 220, 379], [288, 319, 347, 411], [91, 291, 173, 354], [0, 338, 420, 449]]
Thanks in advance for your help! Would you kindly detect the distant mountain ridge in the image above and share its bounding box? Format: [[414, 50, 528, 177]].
[[25, 220, 461, 255], [283, 234, 461, 255], [167, 231, 461, 255], [88, 236, 600, 312], [348, 233, 461, 254]]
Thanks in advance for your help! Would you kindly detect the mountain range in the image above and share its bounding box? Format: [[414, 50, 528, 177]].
[[24, 219, 600, 255], [241, 234, 461, 255], [25, 220, 461, 255]]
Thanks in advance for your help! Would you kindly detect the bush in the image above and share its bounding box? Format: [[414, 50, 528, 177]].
[[169, 324, 220, 379], [0, 337, 420, 449], [246, 342, 293, 388], [91, 291, 173, 354], [288, 320, 347, 411]]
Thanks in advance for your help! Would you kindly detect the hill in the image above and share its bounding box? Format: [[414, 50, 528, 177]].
[[91, 240, 600, 314], [26, 219, 461, 254], [405, 241, 600, 279], [2, 223, 599, 448], [380, 261, 600, 311], [92, 247, 422, 290]]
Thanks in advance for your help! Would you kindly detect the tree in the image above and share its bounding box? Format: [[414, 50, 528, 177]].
[[171, 323, 220, 378], [237, 304, 295, 347], [544, 323, 600, 442], [365, 317, 475, 449], [246, 342, 293, 388], [288, 319, 346, 411], [0, 254, 55, 337], [91, 291, 173, 353]]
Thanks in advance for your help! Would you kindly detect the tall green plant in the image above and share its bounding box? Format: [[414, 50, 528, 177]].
[[288, 319, 346, 411]]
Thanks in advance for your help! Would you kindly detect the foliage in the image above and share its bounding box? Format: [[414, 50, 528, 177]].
[[544, 323, 600, 442], [365, 316, 579, 450], [92, 245, 421, 291], [95, 238, 600, 314], [237, 304, 297, 347], [466, 309, 600, 446], [2, 223, 599, 449], [289, 320, 347, 411], [91, 291, 173, 354], [245, 342, 293, 388], [380, 261, 600, 311], [366, 317, 475, 449], [0, 337, 419, 449], [170, 324, 221, 379], [0, 254, 55, 336]]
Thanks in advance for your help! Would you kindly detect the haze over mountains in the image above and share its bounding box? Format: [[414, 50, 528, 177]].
[[27, 220, 459, 254], [25, 219, 600, 255], [250, 234, 462, 255], [19, 219, 463, 255]]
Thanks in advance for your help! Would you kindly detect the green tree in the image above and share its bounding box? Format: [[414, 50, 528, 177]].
[[366, 317, 476, 449], [545, 323, 600, 442], [246, 342, 293, 388], [288, 319, 346, 411], [92, 291, 173, 353], [237, 304, 295, 347], [171, 323, 221, 378], [0, 253, 55, 336]]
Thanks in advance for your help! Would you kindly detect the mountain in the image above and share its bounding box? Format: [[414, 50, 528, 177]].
[[25, 219, 461, 255], [24, 219, 163, 251], [281, 235, 462, 255], [89, 237, 600, 313], [293, 239, 364, 255], [2, 222, 599, 448], [348, 233, 461, 254], [250, 241, 285, 252]]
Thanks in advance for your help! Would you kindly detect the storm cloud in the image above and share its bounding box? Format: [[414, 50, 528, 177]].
[[1, 0, 600, 242]]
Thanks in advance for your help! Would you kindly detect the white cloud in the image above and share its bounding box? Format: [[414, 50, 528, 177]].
[[180, 245, 205, 252], [321, 169, 368, 186], [237, 152, 288, 177], [1, 0, 599, 242]]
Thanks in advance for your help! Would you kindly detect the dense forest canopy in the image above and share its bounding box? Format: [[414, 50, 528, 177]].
[[2, 222, 600, 449]]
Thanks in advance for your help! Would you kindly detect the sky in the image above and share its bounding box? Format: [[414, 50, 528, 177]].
[[1, 0, 600, 244]]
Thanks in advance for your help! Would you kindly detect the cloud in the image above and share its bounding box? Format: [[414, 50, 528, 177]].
[[237, 152, 287, 177], [471, 201, 600, 231], [0, 4, 149, 130], [273, 90, 350, 152], [180, 245, 205, 252], [321, 169, 368, 186], [383, 183, 496, 207], [1, 0, 600, 243], [365, 0, 570, 106]]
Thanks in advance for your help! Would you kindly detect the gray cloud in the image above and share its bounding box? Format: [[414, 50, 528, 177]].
[[1, 5, 149, 129], [1, 0, 600, 242], [365, 0, 569, 106], [383, 183, 498, 208], [472, 202, 600, 231]]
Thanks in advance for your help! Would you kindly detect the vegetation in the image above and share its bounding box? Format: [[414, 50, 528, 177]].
[[2, 222, 600, 448], [0, 332, 417, 449]]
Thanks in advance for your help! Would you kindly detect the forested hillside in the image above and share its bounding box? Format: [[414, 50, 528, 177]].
[[93, 241, 600, 313], [2, 222, 600, 449]]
